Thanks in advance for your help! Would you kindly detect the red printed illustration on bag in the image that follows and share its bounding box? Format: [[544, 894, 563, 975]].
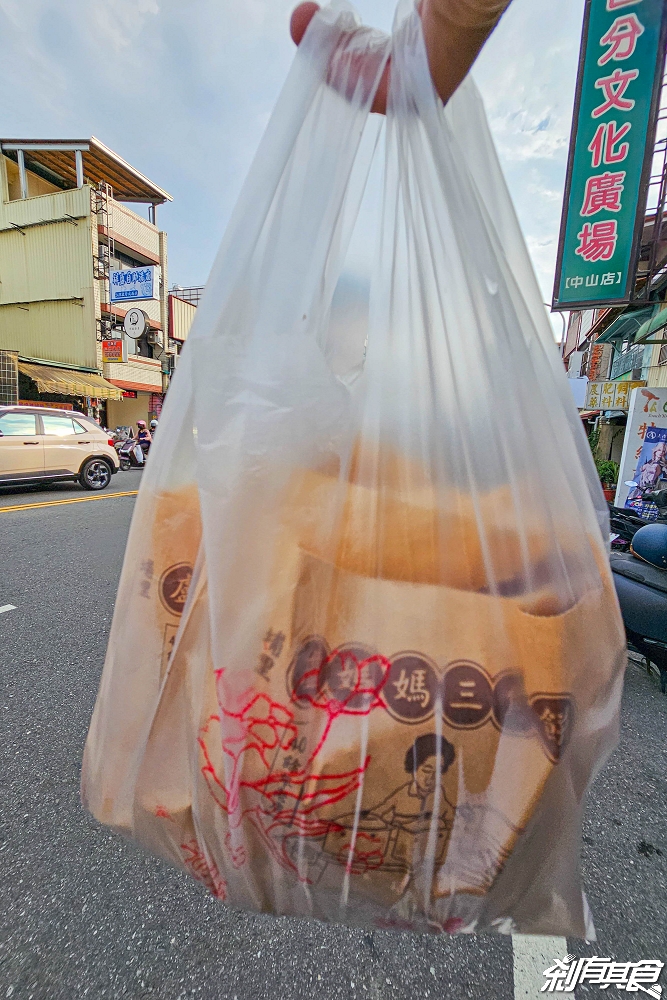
[[225, 831, 247, 868], [180, 838, 227, 899], [197, 647, 391, 879]]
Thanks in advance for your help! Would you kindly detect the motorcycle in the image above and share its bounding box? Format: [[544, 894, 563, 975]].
[[609, 485, 667, 694], [116, 436, 145, 471], [608, 485, 667, 551]]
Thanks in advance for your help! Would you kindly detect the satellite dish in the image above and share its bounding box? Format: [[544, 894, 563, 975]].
[[123, 307, 148, 339]]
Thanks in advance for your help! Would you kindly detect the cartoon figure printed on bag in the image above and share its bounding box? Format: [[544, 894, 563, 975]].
[[323, 733, 456, 876]]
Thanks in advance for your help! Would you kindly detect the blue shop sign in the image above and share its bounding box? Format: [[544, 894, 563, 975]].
[[110, 266, 157, 303]]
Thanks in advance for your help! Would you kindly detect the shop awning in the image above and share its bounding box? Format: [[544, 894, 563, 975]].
[[18, 361, 123, 400], [634, 308, 667, 344], [596, 306, 654, 344], [579, 410, 601, 419]]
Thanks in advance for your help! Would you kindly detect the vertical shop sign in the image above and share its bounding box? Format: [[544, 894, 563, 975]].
[[553, 0, 667, 310]]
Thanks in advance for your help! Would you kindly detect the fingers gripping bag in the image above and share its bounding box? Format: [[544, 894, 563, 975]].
[[82, 0, 626, 937]]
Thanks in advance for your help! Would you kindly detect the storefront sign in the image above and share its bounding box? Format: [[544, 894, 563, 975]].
[[587, 342, 613, 380], [101, 338, 126, 363], [585, 378, 644, 409], [123, 308, 148, 339], [18, 399, 73, 411], [122, 390, 138, 399], [615, 385, 667, 506], [553, 0, 667, 310], [110, 266, 157, 303]]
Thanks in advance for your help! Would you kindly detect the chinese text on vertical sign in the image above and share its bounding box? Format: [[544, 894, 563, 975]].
[[553, 0, 667, 309]]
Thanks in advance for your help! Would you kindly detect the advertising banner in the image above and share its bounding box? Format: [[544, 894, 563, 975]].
[[101, 338, 127, 363], [110, 266, 157, 303], [614, 386, 667, 510], [553, 0, 667, 310]]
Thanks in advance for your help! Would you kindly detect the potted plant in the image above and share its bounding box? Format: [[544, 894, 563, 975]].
[[596, 459, 619, 503]]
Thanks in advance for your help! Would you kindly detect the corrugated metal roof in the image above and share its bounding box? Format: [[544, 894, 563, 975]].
[[0, 137, 172, 204]]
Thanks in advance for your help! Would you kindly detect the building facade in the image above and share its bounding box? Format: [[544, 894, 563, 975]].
[[0, 137, 175, 429], [562, 215, 667, 467], [561, 79, 667, 468]]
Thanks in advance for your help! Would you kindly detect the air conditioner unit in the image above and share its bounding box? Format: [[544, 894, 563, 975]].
[[146, 329, 161, 345]]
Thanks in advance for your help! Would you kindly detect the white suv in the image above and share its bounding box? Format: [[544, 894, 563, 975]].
[[0, 405, 120, 491]]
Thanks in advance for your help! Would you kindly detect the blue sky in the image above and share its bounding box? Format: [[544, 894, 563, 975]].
[[0, 0, 586, 333]]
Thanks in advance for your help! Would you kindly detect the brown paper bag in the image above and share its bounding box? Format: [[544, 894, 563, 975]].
[[81, 483, 202, 834], [84, 456, 624, 930]]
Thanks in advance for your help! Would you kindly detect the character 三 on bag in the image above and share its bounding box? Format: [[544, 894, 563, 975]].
[[82, 0, 626, 937]]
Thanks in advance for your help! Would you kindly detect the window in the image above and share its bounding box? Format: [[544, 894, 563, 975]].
[[42, 415, 78, 436], [0, 412, 37, 435], [73, 420, 88, 434]]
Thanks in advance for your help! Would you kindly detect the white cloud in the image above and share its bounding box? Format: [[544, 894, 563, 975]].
[[0, 0, 585, 313], [473, 0, 586, 309]]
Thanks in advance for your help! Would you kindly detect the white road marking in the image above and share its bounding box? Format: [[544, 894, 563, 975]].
[[513, 934, 568, 998], [0, 604, 16, 614]]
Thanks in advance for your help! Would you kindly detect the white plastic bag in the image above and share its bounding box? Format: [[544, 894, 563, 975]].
[[82, 0, 625, 937]]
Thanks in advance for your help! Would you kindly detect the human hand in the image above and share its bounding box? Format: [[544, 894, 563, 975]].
[[290, 1, 389, 113], [290, 0, 512, 113]]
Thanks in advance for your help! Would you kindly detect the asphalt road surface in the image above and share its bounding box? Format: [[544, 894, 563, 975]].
[[0, 479, 665, 1000]]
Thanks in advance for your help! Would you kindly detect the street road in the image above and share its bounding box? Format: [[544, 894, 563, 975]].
[[1, 479, 665, 1000]]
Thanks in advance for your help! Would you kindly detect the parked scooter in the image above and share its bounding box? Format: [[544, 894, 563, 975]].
[[609, 485, 667, 551], [610, 495, 667, 694]]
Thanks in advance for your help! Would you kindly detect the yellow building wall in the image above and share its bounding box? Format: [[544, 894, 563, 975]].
[[0, 156, 8, 203], [106, 393, 152, 432], [647, 355, 667, 389], [0, 215, 92, 303], [0, 184, 96, 369], [111, 202, 160, 261], [103, 355, 162, 390], [0, 295, 98, 370], [4, 155, 62, 200], [0, 182, 91, 230]]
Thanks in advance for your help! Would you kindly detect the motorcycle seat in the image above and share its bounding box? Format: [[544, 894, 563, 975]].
[[610, 551, 667, 596]]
